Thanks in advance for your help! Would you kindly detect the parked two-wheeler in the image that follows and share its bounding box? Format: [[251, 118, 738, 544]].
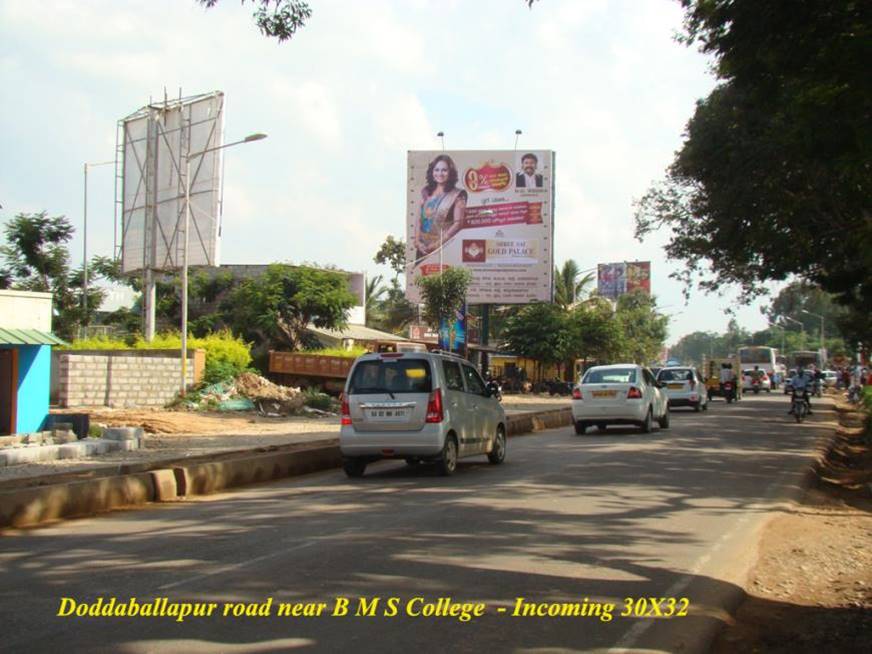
[[486, 379, 503, 402]]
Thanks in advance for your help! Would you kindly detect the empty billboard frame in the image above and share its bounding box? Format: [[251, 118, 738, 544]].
[[119, 92, 225, 274]]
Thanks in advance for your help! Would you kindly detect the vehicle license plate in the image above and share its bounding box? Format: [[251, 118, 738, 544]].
[[591, 390, 616, 398], [368, 409, 408, 421], [668, 383, 684, 390]]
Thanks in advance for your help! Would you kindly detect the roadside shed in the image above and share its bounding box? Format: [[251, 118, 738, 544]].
[[0, 290, 66, 435]]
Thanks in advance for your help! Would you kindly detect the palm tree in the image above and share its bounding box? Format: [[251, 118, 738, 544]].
[[554, 260, 595, 309], [365, 274, 386, 326]]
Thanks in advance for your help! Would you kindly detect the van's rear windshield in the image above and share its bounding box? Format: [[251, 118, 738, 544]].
[[348, 359, 432, 394]]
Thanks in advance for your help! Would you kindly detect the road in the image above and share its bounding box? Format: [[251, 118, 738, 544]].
[[0, 394, 834, 653]]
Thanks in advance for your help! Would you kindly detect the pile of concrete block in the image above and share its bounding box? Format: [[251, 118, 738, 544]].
[[0, 426, 143, 467]]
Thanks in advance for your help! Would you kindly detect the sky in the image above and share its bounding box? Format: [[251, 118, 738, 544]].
[[0, 0, 779, 345]]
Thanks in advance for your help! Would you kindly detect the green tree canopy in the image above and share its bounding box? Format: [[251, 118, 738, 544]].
[[553, 259, 595, 309], [415, 267, 471, 332], [614, 292, 669, 364], [225, 264, 356, 351], [634, 1, 870, 333], [198, 0, 311, 42], [502, 302, 570, 378], [0, 212, 111, 339], [565, 298, 626, 367]]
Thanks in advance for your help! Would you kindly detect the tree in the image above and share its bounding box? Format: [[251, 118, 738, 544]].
[[565, 298, 626, 371], [762, 281, 846, 342], [225, 264, 356, 351], [364, 274, 386, 327], [374, 235, 406, 285], [502, 302, 570, 381], [416, 267, 471, 334], [0, 212, 111, 339], [371, 236, 416, 335], [198, 0, 311, 42], [634, 1, 870, 330], [553, 259, 595, 309], [614, 292, 669, 364]]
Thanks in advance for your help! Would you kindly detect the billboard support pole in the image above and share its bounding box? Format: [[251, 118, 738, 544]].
[[481, 304, 490, 374], [143, 270, 155, 341]]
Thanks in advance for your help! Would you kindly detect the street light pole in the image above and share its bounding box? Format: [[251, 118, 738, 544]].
[[802, 309, 826, 363], [82, 160, 114, 329], [180, 132, 267, 394]]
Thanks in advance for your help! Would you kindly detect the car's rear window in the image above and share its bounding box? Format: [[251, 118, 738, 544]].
[[658, 369, 692, 381], [583, 368, 636, 384], [348, 358, 432, 394]]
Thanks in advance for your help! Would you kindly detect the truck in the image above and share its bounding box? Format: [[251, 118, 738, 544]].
[[269, 342, 428, 392]]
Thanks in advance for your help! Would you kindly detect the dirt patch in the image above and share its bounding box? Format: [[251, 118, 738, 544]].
[[712, 403, 872, 653], [51, 407, 333, 436]]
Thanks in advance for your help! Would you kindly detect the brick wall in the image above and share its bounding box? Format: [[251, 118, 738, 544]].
[[56, 350, 205, 408]]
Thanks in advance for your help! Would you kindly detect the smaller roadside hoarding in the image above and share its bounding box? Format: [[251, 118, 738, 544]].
[[405, 150, 555, 304], [597, 261, 651, 299]]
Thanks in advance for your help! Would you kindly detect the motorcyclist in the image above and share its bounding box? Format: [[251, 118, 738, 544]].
[[788, 367, 813, 415]]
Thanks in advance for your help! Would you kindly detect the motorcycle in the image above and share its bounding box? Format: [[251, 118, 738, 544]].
[[751, 377, 762, 394], [791, 390, 809, 423], [722, 381, 736, 403], [546, 379, 574, 396], [486, 379, 503, 402]]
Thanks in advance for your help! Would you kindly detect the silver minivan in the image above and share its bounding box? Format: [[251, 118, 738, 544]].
[[340, 351, 507, 477]]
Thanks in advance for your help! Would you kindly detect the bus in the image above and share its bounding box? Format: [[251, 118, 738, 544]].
[[738, 346, 781, 387], [790, 350, 822, 371]]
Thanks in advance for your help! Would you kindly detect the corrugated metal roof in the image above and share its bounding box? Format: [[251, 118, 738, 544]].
[[307, 323, 409, 342], [0, 327, 68, 346]]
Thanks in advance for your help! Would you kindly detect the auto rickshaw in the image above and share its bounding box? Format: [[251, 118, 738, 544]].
[[703, 356, 743, 403]]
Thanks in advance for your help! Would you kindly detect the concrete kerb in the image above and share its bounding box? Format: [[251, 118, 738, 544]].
[[0, 406, 573, 530]]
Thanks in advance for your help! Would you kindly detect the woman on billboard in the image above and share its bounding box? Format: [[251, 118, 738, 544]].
[[414, 154, 467, 261]]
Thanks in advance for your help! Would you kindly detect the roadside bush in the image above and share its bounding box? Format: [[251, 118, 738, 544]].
[[62, 336, 129, 350], [66, 330, 253, 384], [301, 387, 336, 412], [306, 346, 368, 358]]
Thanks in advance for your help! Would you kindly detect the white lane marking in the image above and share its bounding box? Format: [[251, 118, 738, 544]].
[[157, 529, 362, 591], [607, 456, 814, 653]]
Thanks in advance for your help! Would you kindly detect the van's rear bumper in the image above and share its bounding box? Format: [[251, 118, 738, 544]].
[[340, 423, 446, 457]]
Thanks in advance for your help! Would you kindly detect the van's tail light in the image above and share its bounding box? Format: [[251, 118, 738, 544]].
[[425, 388, 444, 423], [627, 387, 643, 399], [341, 395, 352, 425], [571, 387, 582, 400]]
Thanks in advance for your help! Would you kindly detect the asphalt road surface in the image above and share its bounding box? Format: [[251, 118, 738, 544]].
[[1, 394, 834, 653]]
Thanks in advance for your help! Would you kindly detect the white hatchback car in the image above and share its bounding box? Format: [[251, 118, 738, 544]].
[[656, 367, 708, 412], [571, 364, 670, 435]]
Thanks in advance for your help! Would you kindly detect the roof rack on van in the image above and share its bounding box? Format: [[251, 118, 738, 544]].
[[429, 349, 467, 360]]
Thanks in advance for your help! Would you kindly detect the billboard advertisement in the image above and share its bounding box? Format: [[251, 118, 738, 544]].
[[120, 92, 225, 274], [597, 261, 651, 299], [405, 150, 554, 304]]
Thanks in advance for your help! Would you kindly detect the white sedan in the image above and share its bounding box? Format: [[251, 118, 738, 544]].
[[571, 364, 670, 435]]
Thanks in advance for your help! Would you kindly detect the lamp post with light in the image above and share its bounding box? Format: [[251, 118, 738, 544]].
[[180, 133, 267, 394]]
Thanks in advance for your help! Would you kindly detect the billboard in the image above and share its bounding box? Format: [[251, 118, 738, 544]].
[[597, 261, 651, 299], [405, 150, 554, 304], [120, 92, 225, 274]]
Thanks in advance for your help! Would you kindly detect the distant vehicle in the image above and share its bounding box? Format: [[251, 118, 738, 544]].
[[738, 346, 778, 387], [703, 356, 743, 403], [822, 370, 838, 388], [571, 364, 669, 435], [791, 350, 823, 371], [657, 367, 708, 412], [340, 350, 506, 477], [742, 369, 772, 393]]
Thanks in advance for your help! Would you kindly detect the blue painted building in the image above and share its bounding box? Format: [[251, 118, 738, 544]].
[[0, 290, 65, 436]]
